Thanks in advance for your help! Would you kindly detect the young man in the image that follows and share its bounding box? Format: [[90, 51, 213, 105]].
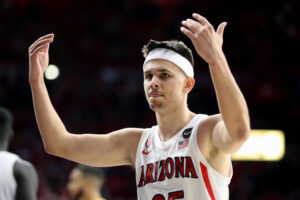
[[28, 13, 250, 199], [67, 165, 106, 200], [0, 107, 38, 200]]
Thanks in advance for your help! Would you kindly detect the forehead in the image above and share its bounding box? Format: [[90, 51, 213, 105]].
[[143, 59, 183, 74]]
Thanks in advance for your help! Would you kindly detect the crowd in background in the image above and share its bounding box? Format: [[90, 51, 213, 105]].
[[0, 0, 299, 199]]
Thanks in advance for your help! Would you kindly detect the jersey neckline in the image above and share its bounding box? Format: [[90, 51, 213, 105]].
[[154, 114, 200, 148]]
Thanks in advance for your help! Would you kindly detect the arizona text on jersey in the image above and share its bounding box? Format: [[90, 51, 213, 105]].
[[135, 114, 232, 200]]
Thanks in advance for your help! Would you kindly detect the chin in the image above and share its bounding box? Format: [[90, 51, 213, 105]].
[[149, 102, 164, 110]]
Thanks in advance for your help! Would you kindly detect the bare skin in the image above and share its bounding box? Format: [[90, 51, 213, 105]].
[[28, 13, 250, 177], [67, 169, 104, 200]]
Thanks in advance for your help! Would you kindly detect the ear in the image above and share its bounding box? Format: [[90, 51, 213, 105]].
[[184, 77, 195, 93]]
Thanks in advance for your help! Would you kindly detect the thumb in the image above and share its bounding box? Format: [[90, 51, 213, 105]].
[[217, 22, 227, 38]]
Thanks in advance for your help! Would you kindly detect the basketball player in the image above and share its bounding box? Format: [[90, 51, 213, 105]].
[[0, 107, 38, 200], [67, 164, 106, 200], [28, 13, 250, 199]]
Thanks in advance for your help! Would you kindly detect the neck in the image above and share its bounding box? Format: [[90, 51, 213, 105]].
[[80, 189, 102, 200], [155, 104, 195, 141], [0, 142, 8, 151]]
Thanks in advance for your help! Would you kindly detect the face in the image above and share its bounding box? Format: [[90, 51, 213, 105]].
[[67, 169, 84, 198], [143, 59, 192, 112]]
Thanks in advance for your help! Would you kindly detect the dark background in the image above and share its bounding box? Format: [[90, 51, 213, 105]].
[[0, 0, 299, 199]]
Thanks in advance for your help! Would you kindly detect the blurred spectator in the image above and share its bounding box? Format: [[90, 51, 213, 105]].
[[67, 164, 106, 200], [0, 107, 38, 200]]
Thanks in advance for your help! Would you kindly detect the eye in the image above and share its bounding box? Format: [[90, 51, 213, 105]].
[[145, 73, 153, 80], [160, 73, 169, 79]]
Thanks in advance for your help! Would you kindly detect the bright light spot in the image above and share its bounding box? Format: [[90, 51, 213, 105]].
[[45, 64, 60, 80], [231, 130, 285, 161]]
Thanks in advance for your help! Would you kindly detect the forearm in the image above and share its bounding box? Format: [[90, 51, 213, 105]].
[[30, 79, 68, 154], [209, 53, 250, 140]]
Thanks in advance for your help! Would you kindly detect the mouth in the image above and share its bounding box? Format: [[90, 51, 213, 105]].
[[150, 94, 162, 98], [149, 92, 163, 98]]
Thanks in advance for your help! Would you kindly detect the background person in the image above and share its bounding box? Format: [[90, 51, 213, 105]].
[[67, 164, 106, 200], [0, 107, 38, 200]]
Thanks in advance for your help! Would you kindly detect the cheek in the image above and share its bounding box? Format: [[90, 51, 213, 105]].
[[169, 82, 184, 99], [67, 182, 77, 194], [144, 83, 149, 96], [68, 180, 82, 195], [144, 80, 150, 88]]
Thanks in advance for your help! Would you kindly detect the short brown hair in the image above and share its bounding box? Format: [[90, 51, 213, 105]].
[[142, 39, 194, 67]]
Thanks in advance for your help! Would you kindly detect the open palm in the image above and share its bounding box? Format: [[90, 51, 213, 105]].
[[180, 13, 226, 65], [28, 34, 54, 83]]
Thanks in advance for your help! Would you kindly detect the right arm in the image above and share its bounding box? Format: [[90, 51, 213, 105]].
[[14, 159, 38, 200], [28, 34, 142, 167]]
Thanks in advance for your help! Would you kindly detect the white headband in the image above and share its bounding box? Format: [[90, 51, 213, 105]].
[[143, 48, 194, 77]]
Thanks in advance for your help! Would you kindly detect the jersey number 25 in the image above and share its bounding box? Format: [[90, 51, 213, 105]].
[[152, 190, 184, 200]]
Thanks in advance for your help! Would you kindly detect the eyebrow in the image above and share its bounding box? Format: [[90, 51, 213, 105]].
[[144, 69, 171, 74]]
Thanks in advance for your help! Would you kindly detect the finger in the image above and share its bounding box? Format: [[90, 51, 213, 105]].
[[29, 38, 53, 54], [192, 13, 210, 25], [217, 22, 227, 38], [29, 39, 52, 55], [30, 43, 49, 57], [29, 34, 54, 52], [181, 19, 202, 34], [29, 34, 54, 50], [180, 26, 197, 41]]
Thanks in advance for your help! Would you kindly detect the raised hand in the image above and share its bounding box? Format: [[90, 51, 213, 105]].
[[28, 34, 54, 83], [180, 13, 227, 65]]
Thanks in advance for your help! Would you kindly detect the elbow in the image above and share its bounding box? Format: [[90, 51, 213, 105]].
[[227, 128, 250, 154], [234, 115, 251, 142], [237, 128, 250, 142], [43, 143, 61, 157], [42, 130, 70, 157], [233, 125, 251, 144], [225, 128, 250, 154], [43, 143, 56, 155]]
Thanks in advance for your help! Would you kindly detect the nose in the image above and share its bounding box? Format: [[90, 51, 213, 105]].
[[150, 75, 160, 89]]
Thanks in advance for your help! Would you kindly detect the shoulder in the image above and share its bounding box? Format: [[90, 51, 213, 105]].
[[111, 128, 144, 139], [13, 158, 38, 181], [196, 113, 222, 136], [107, 128, 145, 151], [13, 158, 38, 200], [196, 113, 222, 137], [198, 113, 222, 128], [112, 128, 145, 165], [122, 128, 145, 145], [123, 128, 145, 134], [196, 114, 222, 154], [106, 128, 144, 145], [196, 114, 232, 177], [0, 151, 19, 160]]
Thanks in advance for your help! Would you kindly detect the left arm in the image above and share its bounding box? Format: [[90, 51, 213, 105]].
[[208, 53, 250, 154], [181, 13, 250, 154]]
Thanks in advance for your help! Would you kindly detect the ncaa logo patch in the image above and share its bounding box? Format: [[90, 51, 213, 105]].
[[182, 128, 193, 139]]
